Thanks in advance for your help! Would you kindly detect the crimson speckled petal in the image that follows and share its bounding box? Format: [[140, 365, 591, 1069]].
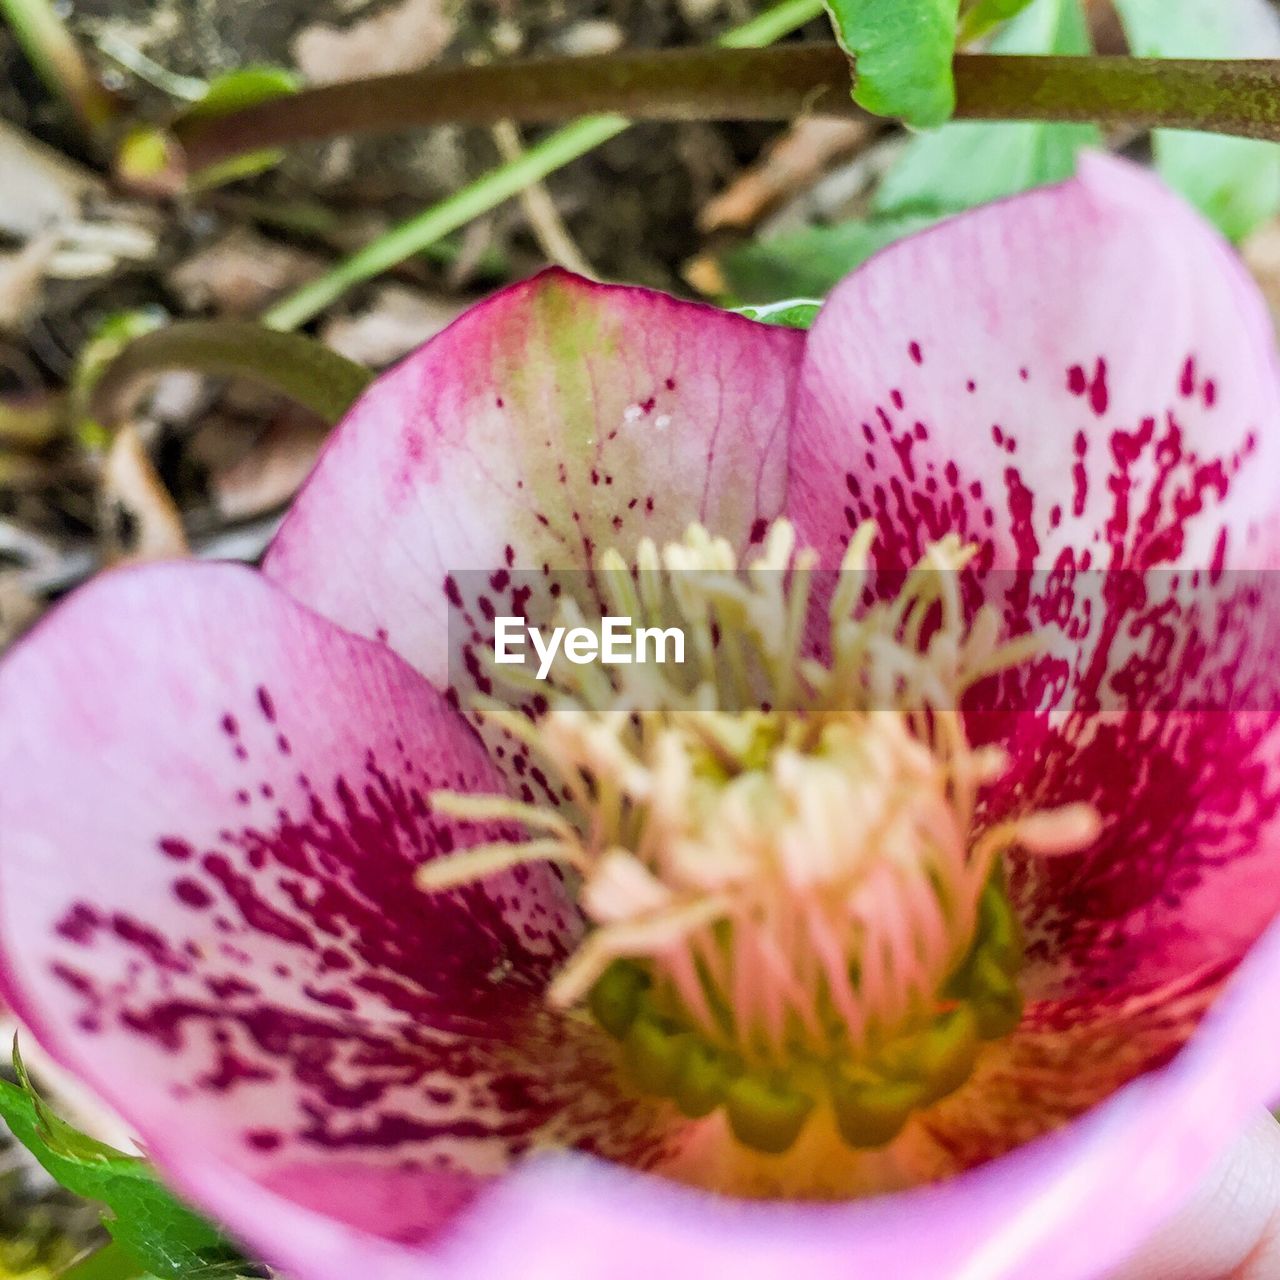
[[101, 919, 1280, 1280], [792, 154, 1280, 576], [792, 152, 1280, 1022], [264, 270, 806, 689], [0, 564, 668, 1246]]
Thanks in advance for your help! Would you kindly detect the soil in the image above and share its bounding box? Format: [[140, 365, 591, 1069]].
[[0, 0, 828, 648]]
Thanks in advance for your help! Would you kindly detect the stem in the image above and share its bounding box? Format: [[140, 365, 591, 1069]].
[[178, 46, 860, 165], [58, 1242, 146, 1280], [261, 0, 826, 331], [91, 322, 373, 428], [952, 56, 1280, 139], [183, 48, 1280, 170], [0, 0, 117, 136], [263, 117, 626, 330]]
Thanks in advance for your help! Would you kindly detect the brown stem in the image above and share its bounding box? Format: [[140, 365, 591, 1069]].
[[177, 45, 1280, 172], [176, 45, 861, 168]]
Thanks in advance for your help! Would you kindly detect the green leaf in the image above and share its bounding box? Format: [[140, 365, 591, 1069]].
[[722, 0, 1096, 305], [60, 1241, 148, 1280], [735, 299, 823, 328], [177, 65, 301, 188], [0, 1044, 247, 1280], [1112, 0, 1280, 240], [957, 0, 1037, 43], [873, 0, 1099, 216], [823, 0, 962, 127], [723, 214, 941, 301], [181, 65, 300, 122]]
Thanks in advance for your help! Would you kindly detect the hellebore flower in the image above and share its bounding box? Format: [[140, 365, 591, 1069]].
[[4, 152, 1280, 1280]]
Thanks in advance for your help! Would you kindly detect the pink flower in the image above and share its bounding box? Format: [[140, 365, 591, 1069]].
[[3, 153, 1280, 1280]]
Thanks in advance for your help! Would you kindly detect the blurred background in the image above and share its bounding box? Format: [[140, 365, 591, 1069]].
[[0, 0, 829, 662]]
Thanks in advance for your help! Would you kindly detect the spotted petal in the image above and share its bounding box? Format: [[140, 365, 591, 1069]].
[[0, 564, 665, 1246], [792, 152, 1280, 575], [443, 919, 1280, 1280], [789, 155, 1280, 1010], [103, 919, 1280, 1280], [265, 269, 805, 689]]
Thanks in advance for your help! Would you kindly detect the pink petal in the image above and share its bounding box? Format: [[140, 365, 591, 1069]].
[[790, 155, 1280, 1002], [264, 269, 804, 688], [0, 563, 663, 1245], [139, 914, 1280, 1280], [995, 706, 1280, 1013], [791, 152, 1280, 574]]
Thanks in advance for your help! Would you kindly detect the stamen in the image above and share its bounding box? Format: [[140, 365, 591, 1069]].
[[415, 837, 581, 891], [421, 520, 1100, 1155]]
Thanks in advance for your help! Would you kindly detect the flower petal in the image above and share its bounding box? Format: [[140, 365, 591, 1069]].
[[264, 269, 804, 688], [144, 914, 1280, 1280], [0, 563, 663, 1245], [791, 155, 1280, 1000], [791, 152, 1280, 573]]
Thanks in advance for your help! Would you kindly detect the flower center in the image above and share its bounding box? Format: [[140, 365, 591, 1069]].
[[420, 521, 1099, 1157]]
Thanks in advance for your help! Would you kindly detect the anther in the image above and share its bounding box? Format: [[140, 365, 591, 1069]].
[[421, 520, 1103, 1156]]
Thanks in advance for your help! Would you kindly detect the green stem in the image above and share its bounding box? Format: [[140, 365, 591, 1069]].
[[91, 322, 373, 427], [262, 0, 825, 331], [952, 55, 1280, 138], [716, 0, 827, 48], [58, 1242, 146, 1280], [0, 0, 117, 136], [263, 117, 626, 330]]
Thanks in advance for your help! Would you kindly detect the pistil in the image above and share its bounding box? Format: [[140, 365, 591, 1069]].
[[420, 520, 1099, 1155]]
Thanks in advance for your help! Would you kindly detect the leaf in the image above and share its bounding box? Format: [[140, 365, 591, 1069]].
[[823, 0, 961, 128], [723, 214, 940, 301], [61, 1240, 147, 1280], [722, 0, 1096, 305], [872, 0, 1099, 216], [957, 0, 1037, 43], [735, 299, 823, 329], [177, 66, 301, 189], [1112, 0, 1280, 240], [181, 66, 301, 123], [0, 1043, 247, 1280]]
